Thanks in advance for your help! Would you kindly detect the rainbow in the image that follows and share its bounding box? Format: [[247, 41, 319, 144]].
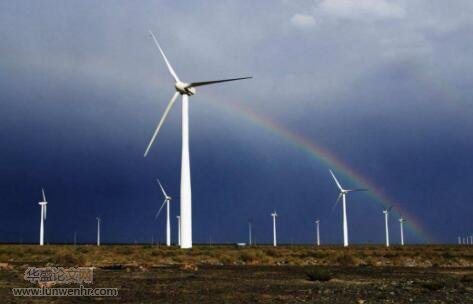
[[201, 94, 432, 243]]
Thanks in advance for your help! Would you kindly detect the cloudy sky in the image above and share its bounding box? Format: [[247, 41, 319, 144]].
[[0, 0, 472, 244]]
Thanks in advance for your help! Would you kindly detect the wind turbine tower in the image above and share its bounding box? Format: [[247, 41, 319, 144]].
[[315, 219, 320, 246], [96, 217, 101, 246], [176, 215, 181, 246], [399, 217, 406, 246], [248, 220, 252, 246], [271, 212, 277, 247], [38, 189, 47, 246], [156, 179, 172, 246], [329, 170, 367, 247], [143, 30, 252, 249], [383, 206, 392, 247]]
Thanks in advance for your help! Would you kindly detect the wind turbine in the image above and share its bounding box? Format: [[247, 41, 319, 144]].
[[329, 169, 367, 247], [96, 217, 101, 246], [155, 179, 172, 246], [315, 219, 320, 246], [38, 189, 47, 246], [399, 217, 406, 246], [271, 211, 277, 247], [248, 220, 253, 246], [176, 215, 181, 246], [144, 30, 252, 249], [383, 206, 393, 247]]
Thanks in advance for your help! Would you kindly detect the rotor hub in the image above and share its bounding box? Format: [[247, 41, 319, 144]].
[[175, 82, 196, 96]]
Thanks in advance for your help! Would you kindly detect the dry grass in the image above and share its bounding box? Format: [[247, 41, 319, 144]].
[[0, 244, 471, 268]]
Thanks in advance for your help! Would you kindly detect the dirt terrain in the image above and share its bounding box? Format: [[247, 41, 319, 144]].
[[1, 244, 473, 303]]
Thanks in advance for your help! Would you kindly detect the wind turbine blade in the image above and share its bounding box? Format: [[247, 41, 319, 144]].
[[347, 188, 368, 192], [148, 30, 180, 82], [157, 179, 168, 197], [329, 169, 343, 191], [44, 204, 47, 220], [42, 188, 46, 202], [189, 77, 252, 88], [331, 193, 343, 212], [388, 205, 393, 212], [144, 92, 180, 157], [155, 200, 167, 219]]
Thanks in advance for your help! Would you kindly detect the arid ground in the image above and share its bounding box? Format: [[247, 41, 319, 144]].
[[1, 244, 473, 303]]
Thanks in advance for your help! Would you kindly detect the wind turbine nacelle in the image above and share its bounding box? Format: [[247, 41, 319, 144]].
[[175, 82, 196, 96]]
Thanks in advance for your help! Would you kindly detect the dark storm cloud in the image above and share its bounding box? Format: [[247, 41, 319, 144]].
[[0, 0, 472, 244]]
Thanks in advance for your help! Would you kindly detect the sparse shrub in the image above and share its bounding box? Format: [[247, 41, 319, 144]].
[[461, 274, 473, 283], [115, 246, 134, 255], [75, 246, 91, 253], [37, 248, 54, 255], [240, 252, 258, 263], [420, 281, 443, 291], [305, 267, 332, 282], [334, 253, 358, 266], [53, 253, 86, 266], [219, 254, 233, 265], [265, 249, 280, 257], [172, 255, 187, 263], [24, 247, 34, 254], [442, 251, 454, 259]]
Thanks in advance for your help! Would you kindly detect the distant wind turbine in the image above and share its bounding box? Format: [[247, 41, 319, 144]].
[[329, 170, 367, 247], [38, 189, 47, 246], [383, 206, 393, 247], [248, 220, 253, 246], [399, 217, 406, 246], [155, 179, 172, 246], [315, 219, 320, 246], [176, 215, 181, 246], [96, 217, 101, 246], [144, 30, 252, 249], [271, 211, 277, 247]]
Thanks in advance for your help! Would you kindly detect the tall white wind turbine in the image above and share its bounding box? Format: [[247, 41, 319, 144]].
[[329, 170, 367, 247], [383, 206, 393, 247], [399, 217, 406, 246], [176, 215, 181, 246], [38, 189, 47, 246], [271, 211, 277, 247], [155, 179, 172, 246], [96, 217, 101, 246], [315, 219, 320, 246], [144, 30, 252, 249], [248, 220, 253, 246]]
